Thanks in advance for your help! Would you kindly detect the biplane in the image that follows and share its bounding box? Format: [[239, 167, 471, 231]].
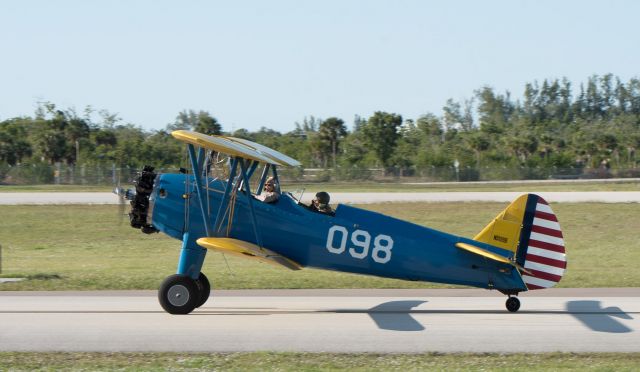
[[118, 130, 567, 314]]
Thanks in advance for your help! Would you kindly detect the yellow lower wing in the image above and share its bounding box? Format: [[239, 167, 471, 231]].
[[196, 237, 302, 271]]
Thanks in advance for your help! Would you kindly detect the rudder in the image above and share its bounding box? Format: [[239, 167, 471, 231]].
[[519, 195, 567, 289]]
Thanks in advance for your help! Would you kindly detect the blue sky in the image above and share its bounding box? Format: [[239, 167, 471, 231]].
[[1, 0, 638, 132]]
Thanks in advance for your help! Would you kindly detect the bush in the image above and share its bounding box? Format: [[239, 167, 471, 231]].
[[459, 167, 480, 181], [278, 166, 304, 182], [0, 162, 9, 183], [334, 165, 372, 181], [5, 162, 54, 184]]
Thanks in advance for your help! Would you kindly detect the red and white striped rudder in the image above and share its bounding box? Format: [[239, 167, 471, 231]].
[[520, 196, 567, 290]]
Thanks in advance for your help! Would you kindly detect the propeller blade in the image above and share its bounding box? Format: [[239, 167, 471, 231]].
[[112, 185, 126, 225]]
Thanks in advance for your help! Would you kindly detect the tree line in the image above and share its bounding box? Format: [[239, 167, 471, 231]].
[[1, 74, 639, 183]]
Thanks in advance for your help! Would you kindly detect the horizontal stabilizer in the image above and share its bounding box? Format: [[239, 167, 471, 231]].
[[455, 242, 514, 265], [196, 237, 302, 270]]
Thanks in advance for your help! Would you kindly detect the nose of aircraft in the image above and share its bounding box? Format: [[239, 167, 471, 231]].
[[129, 165, 159, 234]]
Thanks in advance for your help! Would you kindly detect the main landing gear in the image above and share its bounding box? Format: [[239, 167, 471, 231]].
[[158, 272, 210, 314], [505, 295, 521, 312]]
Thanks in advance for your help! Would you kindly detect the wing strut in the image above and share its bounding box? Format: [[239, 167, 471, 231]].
[[247, 160, 260, 179], [256, 164, 270, 195], [213, 157, 239, 235], [187, 144, 212, 237], [238, 158, 264, 248], [271, 165, 281, 193]]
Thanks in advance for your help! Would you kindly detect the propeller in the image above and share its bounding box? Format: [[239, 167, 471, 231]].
[[112, 167, 137, 225], [113, 185, 133, 225]]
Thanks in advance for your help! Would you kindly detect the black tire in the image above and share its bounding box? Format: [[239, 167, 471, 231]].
[[194, 272, 211, 308], [506, 296, 521, 312], [158, 274, 199, 314]]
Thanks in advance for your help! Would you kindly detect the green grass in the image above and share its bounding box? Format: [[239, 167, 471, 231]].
[[1, 179, 639, 193], [1, 352, 639, 371], [0, 184, 113, 192], [1, 202, 638, 290]]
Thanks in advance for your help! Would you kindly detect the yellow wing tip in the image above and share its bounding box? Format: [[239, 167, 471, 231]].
[[170, 129, 190, 139]]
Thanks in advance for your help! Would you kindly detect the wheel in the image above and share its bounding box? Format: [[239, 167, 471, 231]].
[[194, 272, 211, 308], [158, 274, 199, 314], [506, 296, 521, 312]]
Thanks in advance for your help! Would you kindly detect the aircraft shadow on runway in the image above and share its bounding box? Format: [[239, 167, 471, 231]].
[[4, 300, 634, 333], [364, 300, 427, 331], [566, 300, 634, 333], [202, 299, 636, 333], [197, 300, 428, 331]]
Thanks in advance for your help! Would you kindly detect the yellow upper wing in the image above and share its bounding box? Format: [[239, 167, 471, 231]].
[[223, 136, 301, 167], [171, 130, 301, 167]]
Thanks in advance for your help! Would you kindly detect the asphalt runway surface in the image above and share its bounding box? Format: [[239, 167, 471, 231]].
[[1, 289, 638, 353], [1, 191, 640, 204]]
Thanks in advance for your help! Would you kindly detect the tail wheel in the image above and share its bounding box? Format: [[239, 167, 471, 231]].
[[506, 296, 521, 312], [158, 274, 199, 314], [194, 272, 211, 308]]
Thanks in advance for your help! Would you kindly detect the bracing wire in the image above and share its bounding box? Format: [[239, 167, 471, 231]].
[[205, 150, 211, 235], [220, 193, 235, 279], [221, 249, 234, 277], [226, 187, 239, 237], [208, 151, 235, 276], [221, 161, 244, 276], [183, 146, 190, 231], [216, 198, 231, 236]]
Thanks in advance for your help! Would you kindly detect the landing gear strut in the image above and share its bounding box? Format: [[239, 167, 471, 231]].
[[506, 296, 521, 312]]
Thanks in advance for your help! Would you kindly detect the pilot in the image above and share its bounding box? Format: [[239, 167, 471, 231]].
[[255, 177, 280, 203], [309, 191, 334, 216]]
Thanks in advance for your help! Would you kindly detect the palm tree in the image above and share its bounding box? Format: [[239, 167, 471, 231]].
[[318, 117, 347, 168]]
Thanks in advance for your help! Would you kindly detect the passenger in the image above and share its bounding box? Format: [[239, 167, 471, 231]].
[[309, 191, 334, 216], [255, 177, 280, 203]]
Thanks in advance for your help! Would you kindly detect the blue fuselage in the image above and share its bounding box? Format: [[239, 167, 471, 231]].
[[149, 173, 527, 292]]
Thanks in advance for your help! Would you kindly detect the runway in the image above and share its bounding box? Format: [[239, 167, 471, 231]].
[[1, 191, 640, 204], [1, 289, 638, 353]]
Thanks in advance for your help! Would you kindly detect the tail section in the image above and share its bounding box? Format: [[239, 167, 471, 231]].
[[474, 194, 567, 290]]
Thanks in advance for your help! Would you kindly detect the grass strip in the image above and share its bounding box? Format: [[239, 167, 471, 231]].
[[1, 352, 640, 371]]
